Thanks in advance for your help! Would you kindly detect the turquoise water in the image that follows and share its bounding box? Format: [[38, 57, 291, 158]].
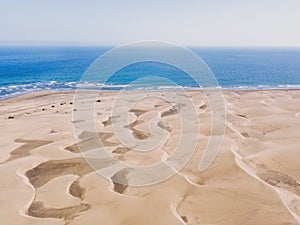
[[1, 46, 300, 99]]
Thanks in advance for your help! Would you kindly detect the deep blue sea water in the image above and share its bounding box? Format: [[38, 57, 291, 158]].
[[1, 46, 300, 99]]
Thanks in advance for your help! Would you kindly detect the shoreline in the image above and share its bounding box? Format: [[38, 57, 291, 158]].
[[1, 87, 300, 103]]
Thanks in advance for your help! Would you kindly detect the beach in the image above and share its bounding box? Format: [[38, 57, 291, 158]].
[[1, 89, 300, 225]]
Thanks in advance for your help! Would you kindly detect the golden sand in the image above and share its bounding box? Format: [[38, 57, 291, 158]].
[[0, 90, 300, 225]]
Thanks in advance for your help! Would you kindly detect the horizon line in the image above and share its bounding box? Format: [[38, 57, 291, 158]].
[[1, 43, 300, 49]]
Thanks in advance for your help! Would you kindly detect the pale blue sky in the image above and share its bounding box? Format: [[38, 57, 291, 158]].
[[0, 0, 300, 46]]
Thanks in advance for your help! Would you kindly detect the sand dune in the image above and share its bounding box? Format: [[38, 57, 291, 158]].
[[0, 90, 300, 224], [27, 201, 90, 220]]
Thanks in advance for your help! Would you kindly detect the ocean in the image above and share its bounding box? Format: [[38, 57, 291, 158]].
[[1, 46, 300, 99]]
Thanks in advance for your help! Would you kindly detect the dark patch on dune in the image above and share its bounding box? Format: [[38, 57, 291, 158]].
[[1, 139, 52, 164], [65, 132, 119, 153], [241, 132, 249, 138], [181, 216, 188, 223], [124, 120, 150, 140], [102, 115, 121, 127], [97, 132, 119, 146], [157, 120, 171, 132], [237, 114, 247, 118], [65, 144, 80, 153], [71, 119, 85, 124], [161, 108, 178, 117], [199, 104, 208, 110], [111, 168, 131, 194], [132, 128, 150, 140], [27, 201, 90, 220], [26, 157, 116, 189], [258, 170, 300, 195], [102, 117, 112, 127], [129, 109, 148, 117], [124, 120, 144, 129], [25, 158, 93, 188], [112, 147, 131, 154], [161, 104, 184, 117], [69, 180, 85, 200]]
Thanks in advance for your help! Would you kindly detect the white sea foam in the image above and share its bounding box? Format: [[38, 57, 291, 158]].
[[1, 81, 300, 100]]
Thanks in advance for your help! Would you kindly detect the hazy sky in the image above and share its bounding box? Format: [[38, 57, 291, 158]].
[[0, 0, 300, 46]]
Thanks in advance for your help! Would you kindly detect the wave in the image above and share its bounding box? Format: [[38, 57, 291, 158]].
[[1, 81, 300, 100]]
